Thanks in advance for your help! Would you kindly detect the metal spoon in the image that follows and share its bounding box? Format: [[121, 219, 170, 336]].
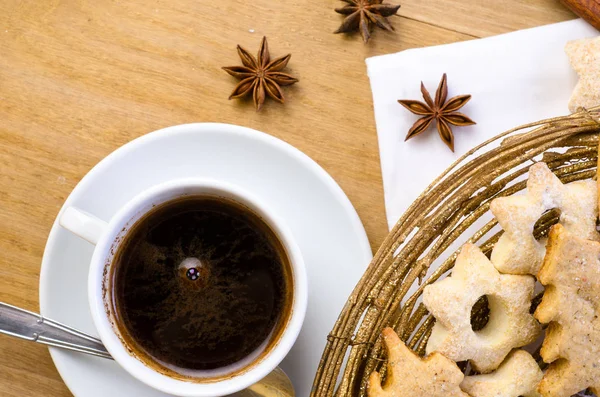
[[0, 302, 294, 397]]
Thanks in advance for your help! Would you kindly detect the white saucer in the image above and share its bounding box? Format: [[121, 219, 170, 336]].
[[39, 124, 373, 397]]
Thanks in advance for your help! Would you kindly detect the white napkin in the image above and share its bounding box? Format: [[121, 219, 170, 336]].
[[366, 19, 598, 229]]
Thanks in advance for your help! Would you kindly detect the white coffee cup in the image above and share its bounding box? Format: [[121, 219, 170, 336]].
[[59, 178, 307, 397]]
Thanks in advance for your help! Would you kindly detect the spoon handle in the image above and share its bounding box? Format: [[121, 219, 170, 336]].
[[0, 302, 111, 359]]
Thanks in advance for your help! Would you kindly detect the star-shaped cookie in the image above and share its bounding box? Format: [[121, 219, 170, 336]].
[[566, 36, 600, 113], [534, 224, 600, 397], [490, 162, 598, 275], [460, 350, 543, 397], [368, 327, 469, 397], [423, 243, 541, 373]]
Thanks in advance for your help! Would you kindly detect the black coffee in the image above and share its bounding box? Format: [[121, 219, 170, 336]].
[[110, 196, 291, 372]]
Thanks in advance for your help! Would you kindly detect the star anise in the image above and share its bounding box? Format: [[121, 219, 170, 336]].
[[334, 0, 401, 43], [398, 74, 475, 152], [223, 37, 298, 112]]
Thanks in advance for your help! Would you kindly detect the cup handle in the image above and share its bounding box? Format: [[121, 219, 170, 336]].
[[59, 207, 109, 245]]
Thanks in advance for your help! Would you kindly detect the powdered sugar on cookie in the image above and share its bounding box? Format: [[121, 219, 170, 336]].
[[368, 328, 469, 397], [490, 162, 598, 275], [424, 244, 540, 373]]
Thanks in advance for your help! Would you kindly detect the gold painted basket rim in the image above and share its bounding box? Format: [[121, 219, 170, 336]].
[[311, 106, 600, 397]]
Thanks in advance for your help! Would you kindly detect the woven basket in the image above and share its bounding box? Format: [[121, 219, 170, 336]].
[[311, 107, 600, 397]]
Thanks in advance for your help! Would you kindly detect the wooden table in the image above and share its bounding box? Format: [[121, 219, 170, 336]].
[[0, 1, 575, 395]]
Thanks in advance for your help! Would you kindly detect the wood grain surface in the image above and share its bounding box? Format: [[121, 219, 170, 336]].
[[0, 1, 575, 395]]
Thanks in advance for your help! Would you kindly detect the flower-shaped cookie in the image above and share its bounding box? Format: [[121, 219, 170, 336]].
[[535, 224, 600, 397], [566, 36, 600, 113], [461, 350, 543, 397], [368, 327, 469, 397], [424, 243, 541, 373], [490, 162, 597, 275]]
